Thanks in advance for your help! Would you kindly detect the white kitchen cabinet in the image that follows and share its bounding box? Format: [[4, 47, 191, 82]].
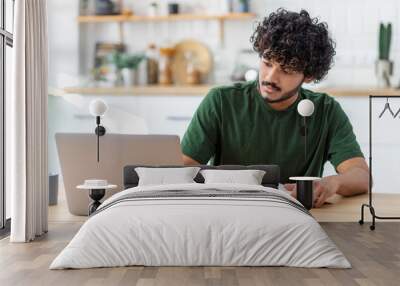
[[132, 95, 203, 139], [49, 93, 400, 193]]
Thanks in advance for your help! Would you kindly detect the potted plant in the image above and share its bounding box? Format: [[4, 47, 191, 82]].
[[376, 22, 393, 88], [112, 52, 145, 86]]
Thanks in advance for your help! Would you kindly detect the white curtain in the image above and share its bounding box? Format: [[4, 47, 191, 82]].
[[9, 0, 48, 242]]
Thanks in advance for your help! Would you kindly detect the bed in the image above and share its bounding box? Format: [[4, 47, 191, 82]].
[[50, 165, 351, 269]]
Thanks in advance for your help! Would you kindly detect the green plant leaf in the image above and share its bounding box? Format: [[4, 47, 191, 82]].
[[387, 23, 392, 60], [379, 23, 384, 60], [111, 52, 145, 70]]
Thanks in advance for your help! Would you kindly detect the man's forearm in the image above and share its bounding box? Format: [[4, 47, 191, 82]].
[[335, 167, 369, 197]]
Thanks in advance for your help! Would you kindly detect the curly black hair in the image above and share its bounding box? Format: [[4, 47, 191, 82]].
[[250, 8, 336, 82]]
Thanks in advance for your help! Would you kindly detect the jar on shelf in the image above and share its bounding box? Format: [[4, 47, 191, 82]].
[[146, 44, 159, 85], [158, 47, 175, 85], [186, 63, 200, 85], [184, 51, 200, 85]]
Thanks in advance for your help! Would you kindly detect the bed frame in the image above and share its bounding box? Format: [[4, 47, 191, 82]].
[[123, 165, 280, 189]]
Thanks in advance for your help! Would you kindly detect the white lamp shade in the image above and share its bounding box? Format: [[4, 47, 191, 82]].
[[297, 99, 314, 117], [245, 69, 258, 82], [89, 99, 108, 116]]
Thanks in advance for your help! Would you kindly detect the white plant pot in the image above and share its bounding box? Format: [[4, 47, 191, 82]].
[[375, 59, 393, 88], [122, 68, 139, 86]]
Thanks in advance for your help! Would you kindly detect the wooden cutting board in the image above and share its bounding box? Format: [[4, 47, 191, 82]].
[[171, 39, 213, 84]]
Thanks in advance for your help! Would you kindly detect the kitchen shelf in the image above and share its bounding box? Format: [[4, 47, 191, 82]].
[[59, 86, 400, 97], [77, 12, 256, 45], [77, 13, 256, 23]]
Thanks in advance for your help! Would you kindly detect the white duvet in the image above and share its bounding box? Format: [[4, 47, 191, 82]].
[[50, 183, 351, 269]]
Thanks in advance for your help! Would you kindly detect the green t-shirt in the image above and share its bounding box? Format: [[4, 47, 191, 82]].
[[181, 80, 364, 183]]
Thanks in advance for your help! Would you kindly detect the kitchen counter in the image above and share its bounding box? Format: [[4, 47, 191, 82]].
[[62, 85, 212, 96], [60, 85, 400, 97]]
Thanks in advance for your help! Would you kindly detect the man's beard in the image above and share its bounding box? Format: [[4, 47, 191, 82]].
[[259, 80, 303, 104]]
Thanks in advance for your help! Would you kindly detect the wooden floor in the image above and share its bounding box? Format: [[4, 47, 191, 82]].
[[1, 222, 400, 286], [1, 191, 400, 286]]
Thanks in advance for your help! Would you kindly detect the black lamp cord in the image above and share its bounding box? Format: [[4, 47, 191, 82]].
[[304, 116, 307, 162], [96, 116, 100, 162]]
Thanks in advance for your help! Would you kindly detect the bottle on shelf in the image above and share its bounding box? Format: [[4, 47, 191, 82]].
[[146, 44, 159, 85], [148, 2, 159, 17], [158, 46, 175, 85]]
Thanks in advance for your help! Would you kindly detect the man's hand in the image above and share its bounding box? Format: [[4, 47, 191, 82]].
[[284, 175, 340, 208], [312, 176, 341, 207]]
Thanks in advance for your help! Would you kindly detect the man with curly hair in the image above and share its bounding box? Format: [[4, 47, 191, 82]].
[[181, 9, 369, 208]]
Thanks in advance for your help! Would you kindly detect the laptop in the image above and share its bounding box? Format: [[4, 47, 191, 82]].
[[56, 133, 183, 215]]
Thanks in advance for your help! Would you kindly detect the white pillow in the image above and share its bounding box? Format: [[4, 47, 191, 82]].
[[135, 167, 201, 186], [200, 169, 266, 185]]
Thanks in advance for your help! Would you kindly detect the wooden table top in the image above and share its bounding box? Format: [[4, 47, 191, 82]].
[[311, 193, 400, 222]]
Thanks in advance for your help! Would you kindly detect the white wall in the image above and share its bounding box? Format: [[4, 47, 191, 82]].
[[50, 0, 400, 89], [48, 0, 400, 192]]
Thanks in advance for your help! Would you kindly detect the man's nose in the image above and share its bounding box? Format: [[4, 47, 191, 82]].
[[264, 66, 280, 85]]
